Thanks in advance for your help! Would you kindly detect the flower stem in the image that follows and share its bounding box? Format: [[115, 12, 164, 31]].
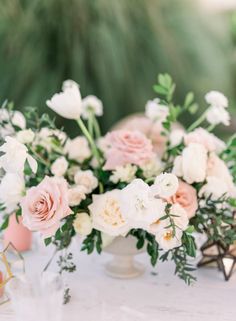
[[76, 118, 101, 166], [187, 111, 207, 132]]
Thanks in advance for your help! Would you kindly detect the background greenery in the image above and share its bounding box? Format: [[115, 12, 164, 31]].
[[0, 0, 235, 133]]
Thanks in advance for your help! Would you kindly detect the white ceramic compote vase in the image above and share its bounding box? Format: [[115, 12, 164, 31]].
[[103, 235, 145, 279]]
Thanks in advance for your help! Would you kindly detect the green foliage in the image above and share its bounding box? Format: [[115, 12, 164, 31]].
[[81, 229, 103, 254]]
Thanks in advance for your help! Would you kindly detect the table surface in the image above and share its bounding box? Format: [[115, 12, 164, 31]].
[[0, 239, 236, 321]]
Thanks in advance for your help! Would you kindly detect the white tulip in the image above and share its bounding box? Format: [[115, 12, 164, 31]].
[[16, 129, 35, 144], [74, 170, 98, 194], [150, 173, 179, 198], [73, 212, 92, 236], [89, 190, 130, 236], [51, 157, 68, 177], [0, 136, 37, 174], [81, 95, 103, 119], [46, 80, 82, 119], [64, 136, 91, 162], [120, 179, 166, 229], [205, 91, 228, 109], [206, 106, 230, 126], [0, 173, 25, 213], [145, 98, 169, 122]]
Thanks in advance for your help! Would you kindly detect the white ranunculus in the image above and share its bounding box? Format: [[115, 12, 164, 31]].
[[155, 226, 183, 251], [199, 176, 229, 200], [150, 173, 179, 198], [51, 157, 68, 177], [0, 136, 37, 174], [205, 91, 228, 109], [74, 170, 98, 194], [169, 128, 185, 147], [0, 173, 25, 213], [120, 179, 166, 229], [81, 95, 103, 119], [176, 143, 208, 184], [145, 98, 169, 122], [110, 164, 137, 184], [16, 129, 35, 144], [140, 158, 163, 179], [206, 106, 230, 126], [46, 80, 82, 119], [68, 185, 86, 207], [89, 190, 130, 236], [73, 212, 92, 236], [64, 136, 91, 162]]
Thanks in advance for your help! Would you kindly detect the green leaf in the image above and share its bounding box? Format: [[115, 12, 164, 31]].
[[184, 92, 194, 107], [44, 237, 52, 246]]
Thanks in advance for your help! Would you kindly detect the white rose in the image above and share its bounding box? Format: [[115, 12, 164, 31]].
[[89, 190, 130, 236], [51, 157, 68, 177], [169, 128, 185, 147], [150, 173, 179, 198], [36, 128, 67, 153], [16, 129, 35, 144], [174, 143, 208, 184], [206, 106, 230, 126], [46, 80, 82, 119], [0, 173, 25, 213], [68, 185, 86, 206], [73, 212, 92, 236], [0, 136, 37, 174], [155, 226, 183, 251], [205, 91, 228, 109], [64, 136, 91, 162], [120, 179, 166, 229], [67, 165, 81, 181], [81, 95, 103, 119], [145, 98, 169, 122], [74, 170, 98, 194], [140, 158, 162, 179], [110, 164, 137, 184], [199, 176, 229, 200]]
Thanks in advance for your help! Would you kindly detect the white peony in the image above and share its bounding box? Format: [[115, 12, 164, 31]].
[[46, 80, 82, 119], [140, 158, 162, 179], [120, 179, 166, 229], [145, 98, 169, 123], [89, 190, 129, 236], [16, 129, 35, 144], [173, 143, 208, 184], [110, 164, 137, 184], [81, 95, 103, 119], [0, 136, 37, 174], [64, 136, 91, 162], [206, 106, 230, 126], [205, 91, 228, 109], [169, 128, 185, 147], [68, 185, 86, 207], [150, 173, 179, 198], [73, 212, 92, 236], [51, 157, 68, 177], [199, 176, 229, 200], [0, 173, 25, 213], [74, 170, 98, 193]]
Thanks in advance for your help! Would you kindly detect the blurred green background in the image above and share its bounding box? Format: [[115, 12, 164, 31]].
[[0, 0, 235, 134]]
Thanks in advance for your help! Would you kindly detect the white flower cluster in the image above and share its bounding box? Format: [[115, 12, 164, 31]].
[[88, 173, 190, 251], [145, 98, 169, 123], [205, 91, 230, 126]]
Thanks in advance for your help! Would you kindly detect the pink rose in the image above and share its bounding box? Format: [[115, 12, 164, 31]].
[[103, 130, 155, 170], [115, 115, 167, 155], [168, 180, 198, 219], [21, 176, 72, 238], [184, 128, 225, 153]]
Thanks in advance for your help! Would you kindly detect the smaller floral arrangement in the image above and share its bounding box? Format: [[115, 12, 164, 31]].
[[0, 76, 235, 285]]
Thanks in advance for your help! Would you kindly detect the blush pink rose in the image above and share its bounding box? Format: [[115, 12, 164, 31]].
[[21, 176, 72, 238], [184, 128, 225, 153], [167, 180, 198, 219], [103, 129, 155, 170]]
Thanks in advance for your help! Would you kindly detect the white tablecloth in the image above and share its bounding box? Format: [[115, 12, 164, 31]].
[[0, 240, 236, 321]]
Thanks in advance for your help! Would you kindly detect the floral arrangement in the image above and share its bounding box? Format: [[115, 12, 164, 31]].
[[0, 75, 236, 285]]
